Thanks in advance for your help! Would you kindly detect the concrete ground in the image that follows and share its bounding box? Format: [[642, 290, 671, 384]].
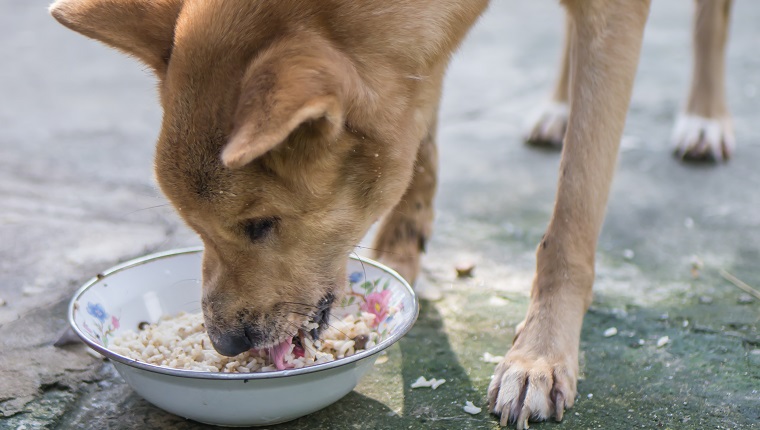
[[1, 1, 758, 429]]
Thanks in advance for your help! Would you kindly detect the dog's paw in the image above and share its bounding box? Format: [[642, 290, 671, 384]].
[[524, 101, 568, 147], [488, 318, 578, 428], [671, 114, 735, 162], [487, 350, 577, 429]]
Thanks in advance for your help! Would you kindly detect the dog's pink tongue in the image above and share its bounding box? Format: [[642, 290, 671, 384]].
[[270, 337, 293, 370]]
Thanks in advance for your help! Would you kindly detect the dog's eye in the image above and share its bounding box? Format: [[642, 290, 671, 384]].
[[244, 218, 278, 242]]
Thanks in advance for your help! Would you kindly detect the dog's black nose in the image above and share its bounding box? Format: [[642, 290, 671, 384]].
[[210, 331, 252, 357]]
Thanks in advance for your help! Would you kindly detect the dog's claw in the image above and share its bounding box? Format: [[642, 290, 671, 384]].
[[516, 405, 531, 429], [488, 353, 576, 428], [552, 390, 565, 421], [497, 403, 510, 427]]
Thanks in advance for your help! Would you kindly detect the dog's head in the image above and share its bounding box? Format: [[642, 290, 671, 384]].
[[51, 0, 430, 356]]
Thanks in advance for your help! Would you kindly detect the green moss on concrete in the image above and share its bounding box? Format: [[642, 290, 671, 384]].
[[1, 388, 77, 430]]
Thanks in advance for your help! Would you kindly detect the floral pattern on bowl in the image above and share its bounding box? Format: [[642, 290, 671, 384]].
[[75, 301, 120, 347], [340, 271, 405, 341]]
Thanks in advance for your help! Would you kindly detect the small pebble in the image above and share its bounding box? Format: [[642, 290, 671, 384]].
[[690, 255, 703, 278], [22, 286, 45, 296], [622, 249, 635, 260], [587, 393, 593, 399], [656, 336, 670, 348], [463, 401, 481, 415], [698, 296, 713, 304], [737, 294, 754, 304], [455, 262, 475, 278], [603, 327, 618, 338]]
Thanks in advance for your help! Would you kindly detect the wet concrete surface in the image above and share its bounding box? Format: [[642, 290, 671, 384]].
[[1, 0, 758, 429]]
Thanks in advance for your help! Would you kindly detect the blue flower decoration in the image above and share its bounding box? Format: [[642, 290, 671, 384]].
[[87, 302, 108, 323], [348, 271, 363, 284]]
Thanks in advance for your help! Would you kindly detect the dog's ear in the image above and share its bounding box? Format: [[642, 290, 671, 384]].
[[49, 0, 182, 75], [221, 40, 355, 169]]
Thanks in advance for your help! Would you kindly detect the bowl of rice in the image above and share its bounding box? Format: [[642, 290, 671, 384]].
[[69, 247, 418, 427]]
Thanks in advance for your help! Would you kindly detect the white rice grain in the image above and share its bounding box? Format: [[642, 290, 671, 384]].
[[111, 310, 388, 373]]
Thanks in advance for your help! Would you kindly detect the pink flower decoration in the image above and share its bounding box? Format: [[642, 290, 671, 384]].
[[111, 315, 120, 330], [361, 290, 392, 327]]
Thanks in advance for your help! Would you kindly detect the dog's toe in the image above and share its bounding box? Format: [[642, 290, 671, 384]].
[[524, 101, 568, 148], [488, 353, 576, 428], [672, 114, 735, 162]]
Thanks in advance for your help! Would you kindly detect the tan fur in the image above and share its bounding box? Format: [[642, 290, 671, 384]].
[[686, 0, 732, 119], [528, 0, 735, 163], [52, 0, 653, 427], [674, 0, 734, 161], [489, 2, 651, 427], [50, 0, 487, 351]]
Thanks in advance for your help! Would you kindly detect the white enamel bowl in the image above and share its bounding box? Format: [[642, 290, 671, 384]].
[[69, 247, 418, 427]]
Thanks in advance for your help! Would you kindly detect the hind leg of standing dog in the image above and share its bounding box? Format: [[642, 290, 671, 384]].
[[489, 1, 651, 428], [673, 0, 734, 162], [372, 122, 438, 286], [525, 11, 573, 148]]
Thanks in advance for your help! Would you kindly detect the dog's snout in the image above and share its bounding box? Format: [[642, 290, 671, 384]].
[[209, 330, 252, 357], [243, 323, 266, 348], [203, 299, 268, 356]]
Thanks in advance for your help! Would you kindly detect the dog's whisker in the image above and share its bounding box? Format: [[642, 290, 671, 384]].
[[279, 301, 351, 310], [319, 320, 352, 340], [279, 301, 319, 309], [280, 321, 319, 355], [287, 310, 312, 319], [282, 322, 319, 356], [125, 203, 173, 215], [284, 309, 353, 341], [353, 244, 401, 256], [350, 250, 369, 291], [289, 311, 353, 340], [169, 278, 202, 288]]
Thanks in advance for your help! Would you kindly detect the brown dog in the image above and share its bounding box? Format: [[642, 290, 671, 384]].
[[527, 0, 735, 162], [51, 0, 651, 428]]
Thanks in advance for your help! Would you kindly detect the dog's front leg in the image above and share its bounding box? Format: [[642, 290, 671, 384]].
[[372, 120, 438, 286], [488, 1, 651, 428]]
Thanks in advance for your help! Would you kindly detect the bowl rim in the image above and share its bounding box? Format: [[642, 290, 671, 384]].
[[69, 246, 419, 380]]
